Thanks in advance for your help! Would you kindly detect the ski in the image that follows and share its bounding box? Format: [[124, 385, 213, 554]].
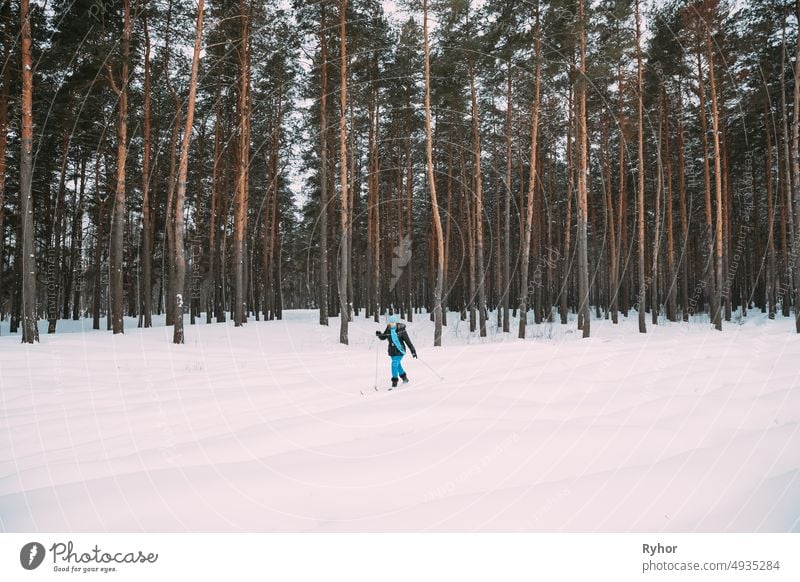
[[360, 381, 411, 396]]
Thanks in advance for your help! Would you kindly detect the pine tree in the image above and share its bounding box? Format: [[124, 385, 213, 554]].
[[518, 2, 542, 339], [19, 0, 38, 343], [107, 0, 131, 335], [423, 0, 445, 346], [173, 0, 205, 344], [338, 0, 350, 345]]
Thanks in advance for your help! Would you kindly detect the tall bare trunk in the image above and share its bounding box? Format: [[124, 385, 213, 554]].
[[423, 0, 445, 346], [695, 49, 717, 326], [207, 78, 221, 323], [613, 67, 626, 322], [317, 9, 329, 323], [792, 0, 800, 332], [19, 0, 37, 343], [92, 156, 105, 331], [266, 102, 281, 319], [173, 0, 204, 344], [68, 158, 86, 320], [373, 98, 381, 322], [602, 116, 618, 325], [469, 62, 487, 337], [577, 0, 590, 337], [0, 0, 11, 332], [464, 155, 476, 331], [141, 7, 153, 327], [765, 101, 778, 319], [406, 140, 414, 321], [561, 81, 574, 325], [780, 20, 795, 318], [664, 91, 677, 321], [503, 64, 512, 333], [48, 130, 70, 333], [338, 0, 349, 344], [234, 0, 250, 326], [651, 101, 662, 326], [163, 53, 181, 327], [635, 0, 646, 333], [347, 59, 356, 320], [677, 81, 690, 321], [366, 91, 375, 319], [444, 146, 453, 322], [107, 0, 131, 334], [706, 24, 723, 331], [518, 6, 541, 338]]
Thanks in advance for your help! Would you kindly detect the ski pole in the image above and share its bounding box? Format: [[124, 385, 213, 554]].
[[416, 356, 445, 381], [373, 337, 381, 391]]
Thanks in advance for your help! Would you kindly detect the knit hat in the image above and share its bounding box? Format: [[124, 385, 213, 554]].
[[388, 315, 400, 324]]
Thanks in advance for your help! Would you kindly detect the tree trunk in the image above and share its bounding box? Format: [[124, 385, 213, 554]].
[[71, 158, 86, 320], [207, 78, 222, 323], [615, 67, 627, 322], [601, 115, 617, 325], [19, 0, 38, 343], [561, 81, 574, 326], [518, 7, 541, 338], [696, 48, 716, 324], [464, 155, 476, 331], [677, 81, 690, 321], [791, 0, 800, 332], [141, 7, 153, 327], [635, 0, 646, 333], [423, 0, 445, 346], [318, 5, 329, 325], [91, 216, 103, 330], [263, 95, 282, 320], [0, 0, 10, 332], [347, 61, 356, 321], [444, 146, 453, 321], [373, 99, 381, 322], [172, 0, 204, 344], [338, 0, 349, 344], [234, 0, 250, 326], [366, 90, 375, 320], [780, 20, 795, 318], [469, 62, 487, 337], [765, 101, 777, 319], [706, 24, 724, 331], [651, 102, 662, 327], [577, 0, 590, 337], [48, 130, 70, 333], [503, 64, 512, 333], [163, 74, 181, 327], [664, 91, 677, 322], [108, 0, 131, 335]]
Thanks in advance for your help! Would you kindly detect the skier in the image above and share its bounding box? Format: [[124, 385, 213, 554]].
[[376, 314, 417, 389]]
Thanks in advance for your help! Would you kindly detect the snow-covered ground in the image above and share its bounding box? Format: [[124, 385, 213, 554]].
[[1, 309, 799, 532]]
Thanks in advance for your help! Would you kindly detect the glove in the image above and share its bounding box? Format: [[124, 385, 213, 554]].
[[412, 353, 418, 359], [375, 331, 382, 337]]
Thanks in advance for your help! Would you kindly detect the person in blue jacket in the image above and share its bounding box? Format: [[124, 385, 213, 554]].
[[376, 314, 417, 388]]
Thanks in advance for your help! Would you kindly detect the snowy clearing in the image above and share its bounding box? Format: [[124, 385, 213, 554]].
[[1, 310, 799, 532]]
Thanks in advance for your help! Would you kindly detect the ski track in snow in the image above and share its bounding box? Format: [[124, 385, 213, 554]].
[[1, 310, 799, 532]]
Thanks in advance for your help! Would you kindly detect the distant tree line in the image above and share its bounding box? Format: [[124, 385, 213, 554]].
[[0, 0, 798, 345]]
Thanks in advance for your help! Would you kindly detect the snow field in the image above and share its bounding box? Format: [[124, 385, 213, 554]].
[[1, 309, 798, 532]]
